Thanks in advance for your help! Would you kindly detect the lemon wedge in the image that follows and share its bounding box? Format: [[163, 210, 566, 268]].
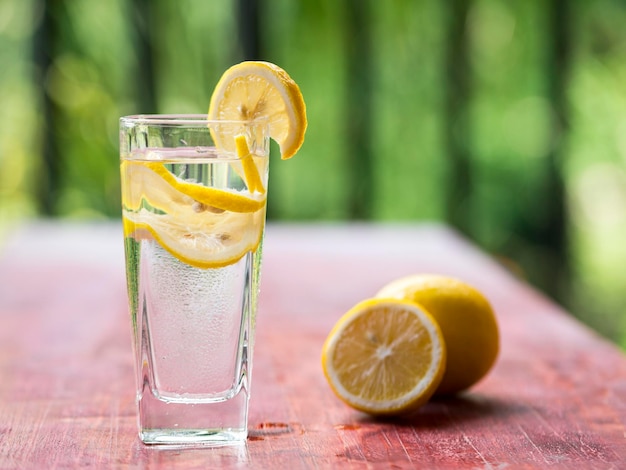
[[321, 298, 446, 416], [208, 61, 307, 159]]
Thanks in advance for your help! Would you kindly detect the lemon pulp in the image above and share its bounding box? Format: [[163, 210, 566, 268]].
[[322, 298, 446, 416]]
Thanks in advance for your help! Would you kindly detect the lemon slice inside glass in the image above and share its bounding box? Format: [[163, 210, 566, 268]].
[[121, 160, 266, 269], [321, 298, 446, 416], [208, 61, 307, 160], [123, 208, 265, 269], [121, 161, 265, 214]]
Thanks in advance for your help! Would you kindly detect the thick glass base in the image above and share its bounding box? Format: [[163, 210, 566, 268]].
[[138, 385, 249, 446], [140, 429, 247, 446]]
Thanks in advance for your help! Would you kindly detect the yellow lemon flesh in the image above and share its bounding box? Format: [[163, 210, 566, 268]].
[[377, 274, 499, 395], [208, 61, 307, 159], [321, 298, 446, 416], [121, 160, 266, 269]]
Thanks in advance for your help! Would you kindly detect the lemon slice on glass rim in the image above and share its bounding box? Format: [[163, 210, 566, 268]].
[[322, 298, 446, 416], [208, 61, 307, 159]]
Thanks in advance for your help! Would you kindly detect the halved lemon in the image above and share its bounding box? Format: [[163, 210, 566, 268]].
[[321, 298, 446, 416], [208, 61, 307, 159], [376, 274, 499, 395]]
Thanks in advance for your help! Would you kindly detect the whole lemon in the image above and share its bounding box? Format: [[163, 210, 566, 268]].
[[376, 274, 499, 395]]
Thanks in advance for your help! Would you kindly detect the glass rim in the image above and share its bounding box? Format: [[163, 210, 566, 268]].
[[120, 114, 270, 127]]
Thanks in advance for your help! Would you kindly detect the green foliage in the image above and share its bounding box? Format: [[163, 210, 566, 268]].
[[1, 0, 626, 345]]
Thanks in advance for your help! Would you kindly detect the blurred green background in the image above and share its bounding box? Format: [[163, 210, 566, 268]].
[[1, 0, 625, 346]]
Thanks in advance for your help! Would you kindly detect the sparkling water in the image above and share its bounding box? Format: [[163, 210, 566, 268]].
[[122, 151, 266, 443]]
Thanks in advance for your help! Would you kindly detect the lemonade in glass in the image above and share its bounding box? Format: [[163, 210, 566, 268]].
[[120, 62, 306, 445]]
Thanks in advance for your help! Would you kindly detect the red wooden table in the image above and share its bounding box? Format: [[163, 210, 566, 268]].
[[1, 222, 625, 469]]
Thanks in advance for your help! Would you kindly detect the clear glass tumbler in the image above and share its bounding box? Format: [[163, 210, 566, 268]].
[[119, 115, 270, 445]]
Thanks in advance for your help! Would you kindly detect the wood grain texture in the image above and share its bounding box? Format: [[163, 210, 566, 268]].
[[1, 222, 625, 469]]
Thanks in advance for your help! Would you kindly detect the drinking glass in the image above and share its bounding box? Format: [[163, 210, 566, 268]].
[[119, 115, 269, 445]]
